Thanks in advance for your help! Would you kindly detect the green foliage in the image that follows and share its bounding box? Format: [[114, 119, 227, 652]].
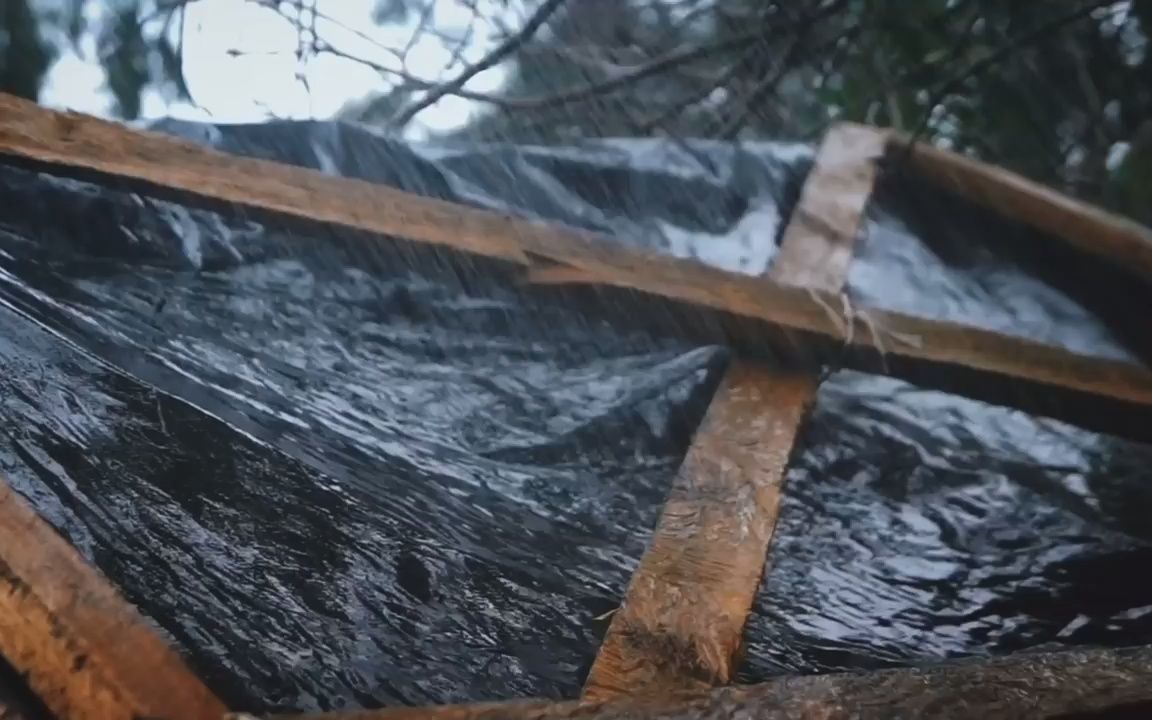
[[441, 0, 1150, 217], [0, 0, 54, 101], [0, 0, 192, 118]]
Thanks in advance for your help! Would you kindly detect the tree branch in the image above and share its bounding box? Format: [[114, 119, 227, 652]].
[[391, 0, 569, 127]]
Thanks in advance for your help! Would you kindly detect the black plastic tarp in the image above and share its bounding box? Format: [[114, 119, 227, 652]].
[[0, 121, 1150, 714]]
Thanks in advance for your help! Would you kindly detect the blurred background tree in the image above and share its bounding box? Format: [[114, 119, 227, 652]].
[[0, 0, 1147, 224]]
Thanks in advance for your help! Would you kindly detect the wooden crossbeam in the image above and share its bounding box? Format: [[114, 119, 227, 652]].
[[250, 645, 1152, 720], [769, 123, 885, 285], [0, 95, 1149, 442], [889, 130, 1152, 280], [582, 124, 883, 700], [0, 95, 1148, 443], [581, 362, 815, 700], [0, 476, 226, 720]]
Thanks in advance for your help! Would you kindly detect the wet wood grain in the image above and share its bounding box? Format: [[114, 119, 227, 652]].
[[890, 130, 1152, 279], [769, 123, 887, 285], [583, 123, 881, 700], [1, 95, 1151, 439], [254, 645, 1152, 720], [582, 363, 816, 700], [0, 477, 227, 720]]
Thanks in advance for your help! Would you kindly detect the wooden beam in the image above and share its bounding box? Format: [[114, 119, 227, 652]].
[[1, 95, 1150, 441], [889, 130, 1152, 279], [524, 247, 1152, 443], [0, 476, 227, 720], [769, 123, 887, 285], [581, 362, 815, 699], [582, 123, 883, 700], [248, 644, 1152, 720]]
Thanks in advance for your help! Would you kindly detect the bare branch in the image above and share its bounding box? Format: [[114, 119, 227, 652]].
[[391, 0, 570, 127], [636, 53, 749, 134], [715, 38, 801, 140], [476, 29, 764, 111], [436, 3, 481, 75], [315, 26, 772, 129], [313, 41, 520, 108], [309, 5, 407, 66], [715, 0, 849, 139]]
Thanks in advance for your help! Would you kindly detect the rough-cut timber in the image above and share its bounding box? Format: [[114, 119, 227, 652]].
[[0, 477, 227, 720], [1, 94, 1151, 441], [583, 363, 814, 699], [252, 645, 1152, 720], [768, 123, 887, 285], [583, 122, 882, 700], [889, 129, 1152, 279]]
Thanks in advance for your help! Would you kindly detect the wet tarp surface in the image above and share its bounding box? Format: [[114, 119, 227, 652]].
[[0, 120, 1150, 714]]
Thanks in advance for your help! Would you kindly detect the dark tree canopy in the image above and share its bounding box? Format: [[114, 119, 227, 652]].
[[1, 0, 190, 118], [1, 0, 1148, 224]]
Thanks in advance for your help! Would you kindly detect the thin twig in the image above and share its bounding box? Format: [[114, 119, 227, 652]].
[[437, 4, 481, 75], [497, 30, 763, 111], [715, 33, 805, 139], [636, 50, 750, 133], [320, 28, 766, 119], [314, 41, 517, 106], [400, 0, 437, 70], [309, 5, 406, 65], [391, 0, 570, 127]]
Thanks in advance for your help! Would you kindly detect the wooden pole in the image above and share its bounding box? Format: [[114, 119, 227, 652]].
[[583, 124, 884, 700], [889, 130, 1152, 280], [581, 362, 816, 699], [252, 645, 1152, 720]]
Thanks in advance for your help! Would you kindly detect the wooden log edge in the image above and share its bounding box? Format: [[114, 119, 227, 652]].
[[888, 130, 1152, 280], [0, 476, 227, 720], [247, 645, 1152, 720]]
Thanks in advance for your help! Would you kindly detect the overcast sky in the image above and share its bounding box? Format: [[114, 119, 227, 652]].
[[39, 0, 508, 137]]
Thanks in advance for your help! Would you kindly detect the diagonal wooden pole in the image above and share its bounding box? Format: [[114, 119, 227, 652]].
[[581, 124, 885, 700], [889, 129, 1152, 279]]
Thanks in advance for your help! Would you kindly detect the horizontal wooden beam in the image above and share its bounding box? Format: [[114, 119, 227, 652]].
[[888, 130, 1152, 280], [0, 476, 227, 720], [249, 645, 1152, 720], [1, 95, 1150, 442]]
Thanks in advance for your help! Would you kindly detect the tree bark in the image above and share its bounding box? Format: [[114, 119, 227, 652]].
[[258, 645, 1152, 720]]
